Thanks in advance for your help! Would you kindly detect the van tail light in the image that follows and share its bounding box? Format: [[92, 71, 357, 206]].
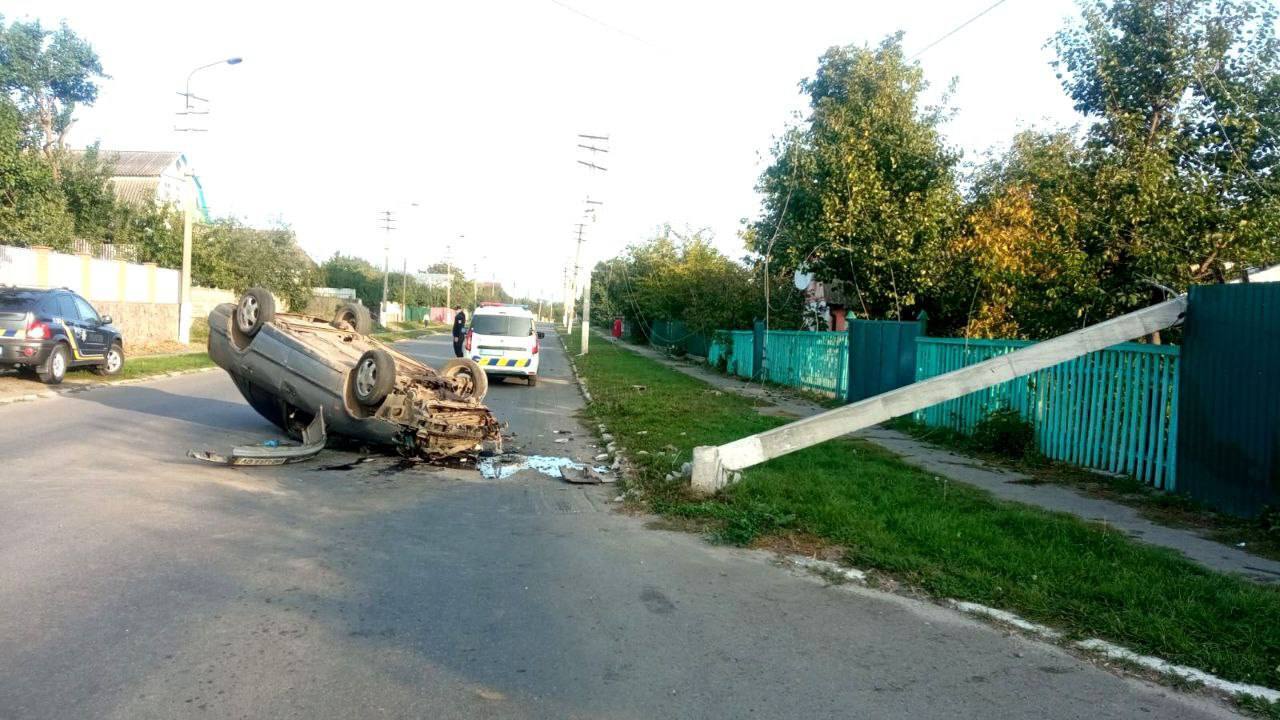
[[464, 329, 473, 352], [532, 338, 539, 354], [25, 316, 51, 340]]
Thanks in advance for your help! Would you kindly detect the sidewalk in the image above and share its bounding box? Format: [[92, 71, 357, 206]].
[[599, 332, 1280, 583]]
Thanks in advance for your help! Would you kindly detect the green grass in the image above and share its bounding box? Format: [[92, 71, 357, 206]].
[[370, 322, 439, 342], [564, 332, 1280, 690], [891, 416, 1280, 563], [115, 351, 214, 380]]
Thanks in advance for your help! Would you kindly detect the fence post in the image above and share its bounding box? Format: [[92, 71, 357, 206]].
[[752, 320, 765, 381], [845, 320, 858, 404]]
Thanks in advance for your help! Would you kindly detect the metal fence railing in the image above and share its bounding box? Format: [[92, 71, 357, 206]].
[[914, 338, 1181, 490]]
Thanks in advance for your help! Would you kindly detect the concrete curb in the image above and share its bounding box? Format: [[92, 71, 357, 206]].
[[0, 366, 218, 407], [791, 557, 1280, 704], [946, 600, 1280, 703]]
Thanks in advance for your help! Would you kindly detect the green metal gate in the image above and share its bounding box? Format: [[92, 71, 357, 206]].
[[845, 317, 926, 403], [1176, 283, 1280, 517]]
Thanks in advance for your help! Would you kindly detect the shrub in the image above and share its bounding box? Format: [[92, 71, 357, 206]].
[[972, 407, 1036, 459]]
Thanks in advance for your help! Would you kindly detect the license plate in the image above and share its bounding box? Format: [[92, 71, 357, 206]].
[[480, 349, 502, 356]]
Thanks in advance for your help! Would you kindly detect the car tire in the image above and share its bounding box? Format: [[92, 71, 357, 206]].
[[440, 358, 488, 401], [528, 374, 538, 387], [93, 342, 124, 376], [353, 348, 396, 406], [332, 301, 373, 335], [38, 344, 69, 385], [235, 288, 276, 337]]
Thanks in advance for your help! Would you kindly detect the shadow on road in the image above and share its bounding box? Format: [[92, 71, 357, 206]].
[[65, 385, 275, 433]]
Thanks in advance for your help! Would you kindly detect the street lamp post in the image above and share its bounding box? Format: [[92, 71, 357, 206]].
[[177, 57, 241, 345]]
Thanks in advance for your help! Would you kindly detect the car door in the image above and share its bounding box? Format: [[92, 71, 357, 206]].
[[70, 295, 108, 359]]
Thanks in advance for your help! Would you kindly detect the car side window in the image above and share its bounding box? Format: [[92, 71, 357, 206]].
[[72, 296, 100, 324], [56, 295, 79, 322]]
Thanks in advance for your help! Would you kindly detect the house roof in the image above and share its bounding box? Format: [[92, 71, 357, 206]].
[[110, 177, 162, 207], [100, 150, 183, 177]]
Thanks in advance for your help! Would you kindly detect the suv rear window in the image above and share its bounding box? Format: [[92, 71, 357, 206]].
[[0, 291, 42, 314], [471, 315, 533, 337]]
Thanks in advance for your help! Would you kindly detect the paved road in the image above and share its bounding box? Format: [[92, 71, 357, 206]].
[[0, 329, 1238, 719]]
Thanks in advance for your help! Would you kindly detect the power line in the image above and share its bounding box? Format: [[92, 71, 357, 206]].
[[546, 0, 654, 47], [909, 0, 1012, 60]]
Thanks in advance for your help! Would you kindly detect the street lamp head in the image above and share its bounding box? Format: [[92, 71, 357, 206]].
[[226, 57, 243, 65]]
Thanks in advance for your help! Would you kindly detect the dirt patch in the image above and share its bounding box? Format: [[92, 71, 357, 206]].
[[751, 531, 845, 561], [130, 340, 201, 357], [0, 370, 94, 400]]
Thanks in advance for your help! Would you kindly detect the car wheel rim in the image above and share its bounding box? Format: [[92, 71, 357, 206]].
[[52, 352, 65, 377], [108, 349, 121, 372], [453, 369, 474, 394], [238, 296, 259, 331], [356, 358, 377, 398]]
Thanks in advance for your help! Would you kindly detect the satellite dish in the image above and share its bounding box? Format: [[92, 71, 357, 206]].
[[793, 270, 814, 290]]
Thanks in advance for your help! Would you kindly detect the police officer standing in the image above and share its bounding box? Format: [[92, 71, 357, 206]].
[[451, 305, 467, 358]]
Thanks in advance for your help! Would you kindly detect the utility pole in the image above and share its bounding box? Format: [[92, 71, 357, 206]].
[[378, 210, 396, 320], [472, 263, 478, 309], [562, 262, 573, 328], [567, 224, 585, 332], [576, 133, 609, 354], [401, 257, 408, 306], [447, 239, 459, 309]]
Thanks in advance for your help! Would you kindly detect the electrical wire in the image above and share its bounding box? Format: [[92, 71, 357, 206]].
[[546, 0, 655, 47], [909, 0, 1012, 60]]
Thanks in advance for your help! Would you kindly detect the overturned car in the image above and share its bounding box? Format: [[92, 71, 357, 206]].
[[203, 288, 502, 462]]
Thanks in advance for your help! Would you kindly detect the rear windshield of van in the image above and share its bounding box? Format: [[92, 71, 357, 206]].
[[471, 315, 533, 337]]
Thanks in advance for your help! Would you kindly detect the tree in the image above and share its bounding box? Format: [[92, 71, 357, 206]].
[[0, 98, 74, 248], [753, 35, 961, 321], [589, 226, 798, 339], [0, 16, 105, 162], [1053, 0, 1280, 296], [944, 131, 1106, 338]]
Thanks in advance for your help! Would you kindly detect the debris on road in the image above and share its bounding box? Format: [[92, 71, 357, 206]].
[[189, 413, 327, 466], [561, 465, 605, 484], [477, 453, 611, 481]]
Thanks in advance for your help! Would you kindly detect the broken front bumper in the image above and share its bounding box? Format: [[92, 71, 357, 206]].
[[189, 412, 327, 466]]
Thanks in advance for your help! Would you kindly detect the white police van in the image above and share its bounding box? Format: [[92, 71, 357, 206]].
[[463, 303, 543, 386]]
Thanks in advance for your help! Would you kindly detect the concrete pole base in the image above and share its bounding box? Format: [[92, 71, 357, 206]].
[[691, 446, 729, 496], [177, 302, 193, 344]]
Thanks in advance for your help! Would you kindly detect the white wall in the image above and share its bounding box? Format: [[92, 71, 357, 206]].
[[0, 244, 179, 304]]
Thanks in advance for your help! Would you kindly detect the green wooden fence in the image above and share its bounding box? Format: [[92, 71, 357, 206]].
[[708, 331, 755, 378], [708, 330, 847, 396], [764, 331, 848, 397], [649, 320, 714, 358], [914, 338, 1181, 490]]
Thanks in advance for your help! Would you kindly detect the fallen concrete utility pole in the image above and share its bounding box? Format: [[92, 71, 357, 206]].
[[691, 296, 1188, 494]]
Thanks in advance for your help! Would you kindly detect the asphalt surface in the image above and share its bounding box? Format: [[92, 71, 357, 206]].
[[0, 327, 1241, 719]]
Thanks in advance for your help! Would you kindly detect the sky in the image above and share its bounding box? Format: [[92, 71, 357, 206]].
[[8, 0, 1085, 301]]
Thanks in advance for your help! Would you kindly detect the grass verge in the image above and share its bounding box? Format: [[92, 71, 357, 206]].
[[370, 322, 439, 342], [566, 332, 1280, 691], [115, 351, 214, 380], [891, 417, 1280, 563]]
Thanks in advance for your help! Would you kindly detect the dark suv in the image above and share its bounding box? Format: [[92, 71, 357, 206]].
[[0, 287, 125, 384]]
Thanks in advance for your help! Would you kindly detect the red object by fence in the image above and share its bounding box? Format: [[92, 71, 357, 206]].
[[612, 318, 623, 338]]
